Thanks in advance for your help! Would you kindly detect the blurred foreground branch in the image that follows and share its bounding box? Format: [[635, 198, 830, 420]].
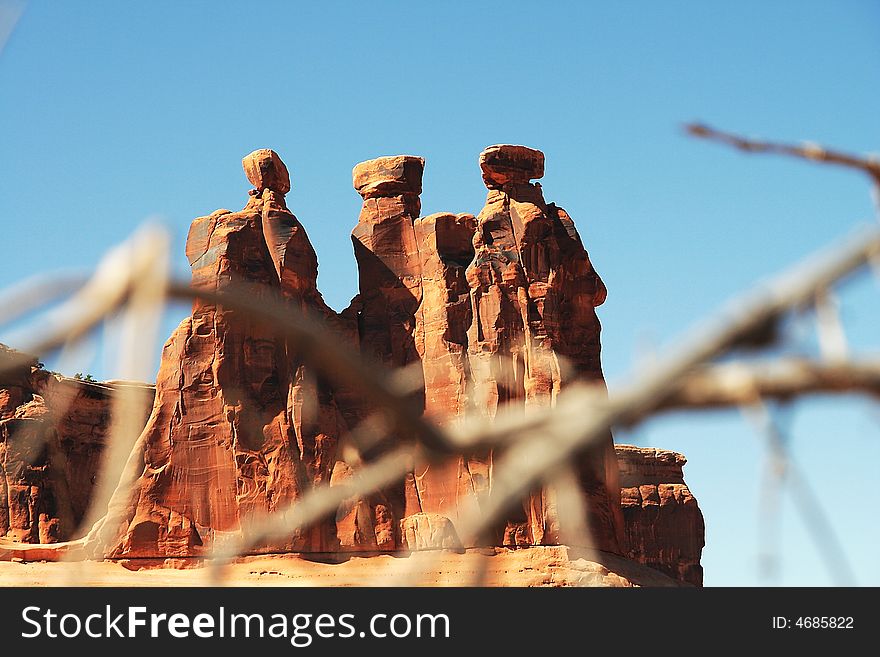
[[662, 358, 880, 409], [686, 122, 880, 185]]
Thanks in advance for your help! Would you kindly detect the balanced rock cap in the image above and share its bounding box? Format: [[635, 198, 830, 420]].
[[242, 148, 291, 194], [479, 144, 544, 188], [353, 155, 424, 199]]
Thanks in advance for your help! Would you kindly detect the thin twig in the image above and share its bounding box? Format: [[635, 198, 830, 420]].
[[814, 289, 849, 362], [0, 0, 24, 56], [0, 273, 87, 329]]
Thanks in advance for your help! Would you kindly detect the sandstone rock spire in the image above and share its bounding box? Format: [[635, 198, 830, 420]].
[[1, 148, 704, 583], [90, 149, 350, 557], [351, 155, 425, 371], [466, 144, 624, 552], [347, 155, 429, 550], [348, 156, 492, 547]]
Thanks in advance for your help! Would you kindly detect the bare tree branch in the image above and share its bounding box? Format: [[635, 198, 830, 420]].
[[686, 123, 880, 185], [659, 358, 880, 409], [0, 0, 24, 56], [814, 289, 849, 362]]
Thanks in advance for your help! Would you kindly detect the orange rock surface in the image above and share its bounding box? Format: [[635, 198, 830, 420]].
[[89, 150, 355, 558]]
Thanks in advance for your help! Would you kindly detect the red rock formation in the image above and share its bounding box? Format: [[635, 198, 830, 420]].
[[93, 149, 354, 558], [346, 155, 427, 550], [407, 212, 487, 538], [0, 395, 62, 544], [342, 147, 625, 555], [1, 353, 705, 583], [617, 444, 705, 586], [413, 212, 477, 422], [0, 345, 34, 421], [349, 157, 489, 547], [0, 345, 153, 544], [0, 148, 704, 583], [465, 145, 624, 553]]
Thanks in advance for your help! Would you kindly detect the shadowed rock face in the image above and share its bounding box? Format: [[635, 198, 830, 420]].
[[351, 155, 425, 373], [0, 147, 703, 584]]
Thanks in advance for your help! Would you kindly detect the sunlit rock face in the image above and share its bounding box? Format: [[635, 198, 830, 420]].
[[0, 147, 703, 584]]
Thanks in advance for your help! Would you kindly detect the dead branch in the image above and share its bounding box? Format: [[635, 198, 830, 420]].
[[659, 358, 880, 409], [686, 123, 880, 185], [0, 227, 170, 376], [0, 274, 87, 328]]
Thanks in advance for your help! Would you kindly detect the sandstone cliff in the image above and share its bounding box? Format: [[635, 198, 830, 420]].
[[617, 444, 705, 586]]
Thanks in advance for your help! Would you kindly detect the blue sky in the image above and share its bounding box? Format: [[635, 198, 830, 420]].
[[1, 1, 878, 585]]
